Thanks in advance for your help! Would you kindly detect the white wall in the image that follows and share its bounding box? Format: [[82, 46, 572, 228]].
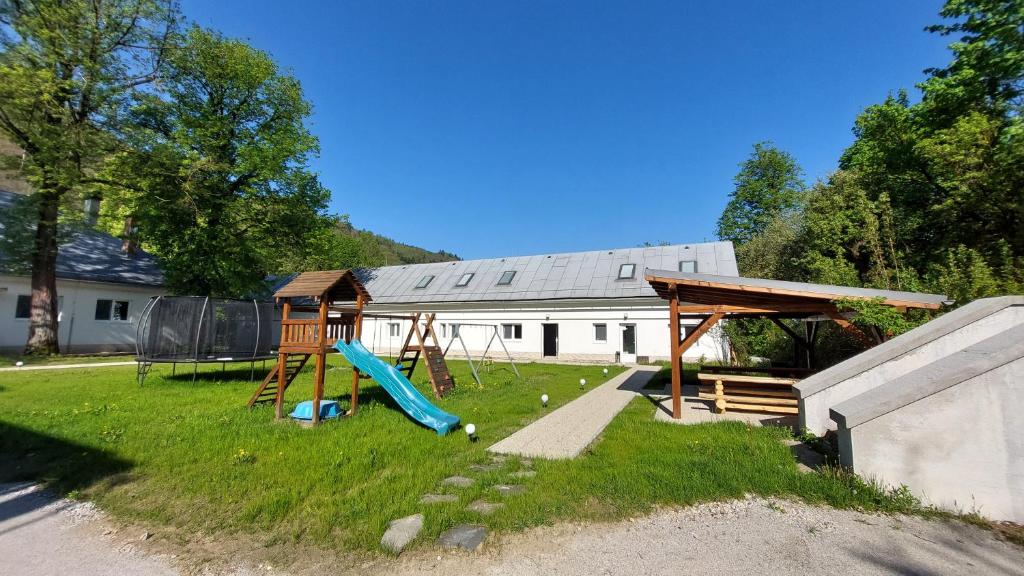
[[839, 357, 1024, 523], [797, 299, 1024, 435], [360, 301, 729, 364], [0, 274, 164, 354]]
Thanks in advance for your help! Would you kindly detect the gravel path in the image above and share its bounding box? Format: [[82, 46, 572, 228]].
[[487, 366, 659, 459], [3, 484, 1021, 576], [394, 496, 1023, 576], [0, 483, 177, 576]]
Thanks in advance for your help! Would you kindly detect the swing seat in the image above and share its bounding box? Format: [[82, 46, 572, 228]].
[[289, 400, 341, 421]]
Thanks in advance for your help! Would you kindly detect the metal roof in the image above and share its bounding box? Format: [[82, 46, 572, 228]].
[[356, 242, 738, 304], [0, 189, 164, 286], [645, 269, 948, 309]]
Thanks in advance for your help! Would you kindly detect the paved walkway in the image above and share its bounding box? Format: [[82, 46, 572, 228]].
[[0, 361, 136, 372], [488, 366, 660, 459]]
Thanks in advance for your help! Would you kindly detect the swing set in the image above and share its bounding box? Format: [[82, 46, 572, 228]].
[[367, 313, 520, 390]]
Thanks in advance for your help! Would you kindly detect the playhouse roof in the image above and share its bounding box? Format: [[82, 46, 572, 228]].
[[274, 270, 372, 303]]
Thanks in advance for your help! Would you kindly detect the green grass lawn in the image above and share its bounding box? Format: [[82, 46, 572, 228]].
[[0, 356, 921, 557]]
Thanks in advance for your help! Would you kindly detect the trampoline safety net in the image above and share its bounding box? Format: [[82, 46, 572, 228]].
[[136, 296, 276, 362]]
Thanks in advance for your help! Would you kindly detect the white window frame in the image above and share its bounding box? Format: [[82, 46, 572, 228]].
[[594, 323, 608, 343], [501, 323, 523, 341], [388, 322, 401, 338], [455, 273, 474, 287], [497, 270, 516, 286], [617, 263, 636, 279], [451, 323, 461, 338], [415, 275, 434, 289], [679, 260, 697, 273]]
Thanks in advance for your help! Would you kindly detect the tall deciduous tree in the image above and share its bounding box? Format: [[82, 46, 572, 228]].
[[715, 142, 806, 245], [0, 0, 178, 354], [102, 26, 328, 297]]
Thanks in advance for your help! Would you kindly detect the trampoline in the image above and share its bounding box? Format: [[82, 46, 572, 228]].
[[135, 296, 277, 385]]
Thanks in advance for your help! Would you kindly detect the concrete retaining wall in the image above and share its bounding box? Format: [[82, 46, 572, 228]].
[[831, 328, 1024, 523], [795, 296, 1024, 435]]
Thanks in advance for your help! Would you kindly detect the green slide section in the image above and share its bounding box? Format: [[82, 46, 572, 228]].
[[334, 339, 460, 436]]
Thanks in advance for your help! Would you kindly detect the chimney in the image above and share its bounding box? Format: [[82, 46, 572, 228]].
[[121, 216, 138, 256], [83, 196, 100, 227]]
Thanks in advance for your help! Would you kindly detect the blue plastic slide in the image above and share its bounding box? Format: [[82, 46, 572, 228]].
[[334, 339, 460, 436]]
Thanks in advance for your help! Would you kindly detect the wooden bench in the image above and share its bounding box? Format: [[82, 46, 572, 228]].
[[696, 372, 799, 415]]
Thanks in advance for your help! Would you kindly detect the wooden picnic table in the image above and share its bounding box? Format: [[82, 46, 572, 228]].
[[699, 365, 816, 378], [696, 372, 800, 415]]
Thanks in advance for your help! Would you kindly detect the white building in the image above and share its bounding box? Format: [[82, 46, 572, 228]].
[[0, 190, 165, 354], [356, 243, 738, 364]]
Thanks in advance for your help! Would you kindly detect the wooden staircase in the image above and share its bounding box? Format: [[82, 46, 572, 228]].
[[247, 354, 311, 407]]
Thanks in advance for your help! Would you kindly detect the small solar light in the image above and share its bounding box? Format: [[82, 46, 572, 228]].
[[15, 361, 24, 367], [465, 423, 477, 441], [579, 378, 587, 389], [541, 393, 549, 407], [602, 368, 609, 376]]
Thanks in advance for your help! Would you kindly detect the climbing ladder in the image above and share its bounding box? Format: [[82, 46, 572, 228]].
[[247, 354, 311, 407], [395, 313, 454, 397]]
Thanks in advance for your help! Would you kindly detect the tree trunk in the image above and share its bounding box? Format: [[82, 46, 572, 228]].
[[24, 192, 61, 356]]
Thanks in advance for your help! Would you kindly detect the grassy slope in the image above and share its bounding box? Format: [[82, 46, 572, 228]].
[[0, 358, 919, 555]]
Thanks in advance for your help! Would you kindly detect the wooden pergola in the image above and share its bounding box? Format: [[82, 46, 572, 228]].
[[645, 270, 948, 419]]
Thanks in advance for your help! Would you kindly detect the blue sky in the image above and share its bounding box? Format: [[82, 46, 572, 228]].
[[181, 1, 952, 260]]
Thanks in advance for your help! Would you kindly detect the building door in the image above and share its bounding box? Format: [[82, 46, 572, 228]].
[[542, 323, 558, 357], [620, 323, 637, 363]]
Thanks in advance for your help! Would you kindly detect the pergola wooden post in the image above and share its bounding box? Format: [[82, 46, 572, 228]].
[[648, 270, 946, 420]]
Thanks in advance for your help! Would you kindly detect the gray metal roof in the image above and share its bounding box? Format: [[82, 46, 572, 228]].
[[356, 242, 737, 304], [0, 190, 164, 286], [644, 269, 949, 307]]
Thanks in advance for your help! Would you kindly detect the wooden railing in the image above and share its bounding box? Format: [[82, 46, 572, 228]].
[[280, 317, 354, 349]]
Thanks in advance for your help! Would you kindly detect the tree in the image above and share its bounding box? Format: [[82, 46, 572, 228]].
[[0, 0, 178, 354], [715, 142, 806, 245], [102, 26, 329, 297]]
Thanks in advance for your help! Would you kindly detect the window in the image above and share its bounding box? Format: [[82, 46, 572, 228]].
[[440, 323, 447, 338], [617, 263, 636, 279], [501, 323, 522, 340], [594, 323, 607, 342], [15, 295, 31, 319], [95, 299, 129, 321], [497, 270, 516, 286], [679, 260, 697, 273], [415, 275, 434, 289], [455, 273, 474, 287], [451, 323, 460, 338], [388, 323, 401, 337]]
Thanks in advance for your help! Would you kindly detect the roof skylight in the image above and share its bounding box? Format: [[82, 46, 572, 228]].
[[497, 270, 516, 285]]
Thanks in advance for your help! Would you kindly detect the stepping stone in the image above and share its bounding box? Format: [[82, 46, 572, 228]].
[[466, 499, 505, 516], [381, 513, 423, 554], [520, 459, 533, 468], [441, 475, 475, 488], [420, 494, 458, 504], [490, 454, 507, 463], [510, 470, 536, 479], [438, 524, 488, 551], [469, 463, 501, 473], [492, 484, 526, 496]]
